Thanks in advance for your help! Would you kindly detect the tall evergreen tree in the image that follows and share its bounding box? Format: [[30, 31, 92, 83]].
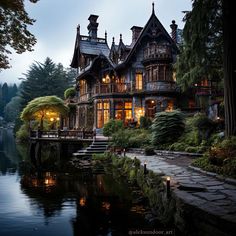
[[176, 0, 223, 91], [222, 0, 236, 136], [20, 57, 75, 107]]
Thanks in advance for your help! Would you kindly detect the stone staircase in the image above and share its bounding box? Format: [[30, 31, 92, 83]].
[[73, 139, 108, 159]]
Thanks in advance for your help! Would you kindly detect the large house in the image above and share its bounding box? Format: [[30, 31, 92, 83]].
[[70, 4, 180, 130]]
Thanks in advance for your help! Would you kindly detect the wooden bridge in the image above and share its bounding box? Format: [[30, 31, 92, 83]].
[[29, 129, 96, 167], [30, 129, 95, 141]]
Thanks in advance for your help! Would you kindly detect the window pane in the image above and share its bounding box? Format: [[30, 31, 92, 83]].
[[103, 102, 110, 109], [97, 102, 102, 109], [115, 110, 123, 120], [104, 110, 110, 124], [97, 110, 103, 128], [125, 102, 132, 109], [135, 73, 143, 90]]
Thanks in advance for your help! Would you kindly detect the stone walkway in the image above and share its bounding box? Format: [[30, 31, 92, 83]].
[[126, 152, 236, 227]]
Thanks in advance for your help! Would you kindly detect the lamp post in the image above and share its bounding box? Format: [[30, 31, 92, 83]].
[[144, 161, 147, 175], [166, 176, 171, 198]]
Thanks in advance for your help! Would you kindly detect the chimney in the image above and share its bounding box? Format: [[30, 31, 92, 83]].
[[170, 20, 178, 43], [87, 14, 99, 39], [130, 26, 143, 44]]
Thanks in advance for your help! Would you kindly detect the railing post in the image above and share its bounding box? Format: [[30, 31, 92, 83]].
[[82, 128, 85, 139], [57, 129, 61, 138], [93, 128, 96, 141], [37, 128, 41, 138]]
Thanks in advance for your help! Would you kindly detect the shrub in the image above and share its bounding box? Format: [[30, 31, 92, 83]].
[[193, 113, 216, 141], [139, 116, 152, 129], [111, 129, 131, 149], [16, 124, 29, 143], [64, 87, 76, 99], [151, 110, 185, 145], [103, 119, 124, 137], [144, 146, 155, 156]]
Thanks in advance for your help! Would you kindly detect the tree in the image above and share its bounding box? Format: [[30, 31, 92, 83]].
[[0, 0, 38, 69], [222, 0, 236, 136], [176, 0, 223, 91], [4, 96, 22, 122], [20, 96, 69, 129], [20, 57, 75, 107]]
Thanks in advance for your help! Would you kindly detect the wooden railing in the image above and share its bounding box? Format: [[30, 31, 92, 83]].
[[145, 81, 176, 92], [143, 45, 172, 62], [30, 129, 95, 139], [95, 82, 131, 94]]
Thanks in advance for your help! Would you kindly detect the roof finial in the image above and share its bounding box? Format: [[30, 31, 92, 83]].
[[152, 2, 155, 14], [77, 24, 80, 34], [120, 33, 122, 42], [105, 30, 107, 42], [112, 37, 115, 44]]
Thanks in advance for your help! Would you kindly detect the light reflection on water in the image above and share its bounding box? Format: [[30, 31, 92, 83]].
[[0, 129, 150, 236]]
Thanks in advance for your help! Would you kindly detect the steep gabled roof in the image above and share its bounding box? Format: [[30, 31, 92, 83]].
[[80, 40, 110, 57], [70, 26, 80, 68], [116, 10, 179, 68]]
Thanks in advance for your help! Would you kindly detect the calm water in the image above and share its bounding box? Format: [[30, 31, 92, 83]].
[[0, 128, 151, 236]]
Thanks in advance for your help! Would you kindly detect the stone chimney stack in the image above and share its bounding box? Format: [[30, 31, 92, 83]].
[[87, 14, 99, 39], [130, 26, 143, 44], [170, 20, 178, 43]]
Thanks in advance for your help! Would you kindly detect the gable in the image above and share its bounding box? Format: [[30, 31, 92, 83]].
[[116, 11, 178, 68]]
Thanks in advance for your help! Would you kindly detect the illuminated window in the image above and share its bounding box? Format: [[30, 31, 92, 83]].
[[79, 80, 87, 95], [96, 101, 110, 128], [135, 73, 143, 90], [125, 102, 132, 109], [114, 101, 133, 124], [165, 100, 174, 112]]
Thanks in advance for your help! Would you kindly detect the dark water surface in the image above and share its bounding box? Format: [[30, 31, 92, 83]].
[[0, 129, 151, 236]]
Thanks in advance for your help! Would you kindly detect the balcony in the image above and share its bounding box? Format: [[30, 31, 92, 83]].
[[95, 82, 131, 95], [143, 45, 172, 64], [145, 81, 177, 93]]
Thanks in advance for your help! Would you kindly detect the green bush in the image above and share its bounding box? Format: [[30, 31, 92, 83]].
[[169, 142, 187, 151], [151, 110, 185, 145], [139, 116, 152, 129], [144, 146, 155, 155], [103, 119, 124, 137], [64, 87, 76, 99], [193, 113, 216, 141], [16, 124, 29, 143]]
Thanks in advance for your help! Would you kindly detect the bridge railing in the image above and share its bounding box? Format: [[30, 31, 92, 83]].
[[30, 129, 95, 139]]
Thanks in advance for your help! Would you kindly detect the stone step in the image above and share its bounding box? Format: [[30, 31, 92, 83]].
[[86, 147, 107, 150]]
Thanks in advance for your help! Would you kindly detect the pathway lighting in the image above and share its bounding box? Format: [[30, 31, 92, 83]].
[[144, 160, 147, 175], [166, 176, 171, 198]]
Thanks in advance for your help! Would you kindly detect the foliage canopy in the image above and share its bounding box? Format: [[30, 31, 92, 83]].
[[0, 0, 38, 69], [21, 95, 68, 129]]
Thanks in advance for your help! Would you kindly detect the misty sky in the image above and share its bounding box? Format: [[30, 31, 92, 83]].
[[0, 0, 192, 84]]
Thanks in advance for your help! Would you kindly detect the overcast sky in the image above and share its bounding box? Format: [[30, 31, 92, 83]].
[[0, 0, 192, 85]]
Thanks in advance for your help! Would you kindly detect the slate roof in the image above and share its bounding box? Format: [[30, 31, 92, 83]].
[[80, 40, 110, 57]]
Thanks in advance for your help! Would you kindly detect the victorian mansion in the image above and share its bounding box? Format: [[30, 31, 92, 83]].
[[70, 5, 180, 130]]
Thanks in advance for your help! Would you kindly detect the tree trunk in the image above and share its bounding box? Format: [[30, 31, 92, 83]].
[[223, 0, 236, 137]]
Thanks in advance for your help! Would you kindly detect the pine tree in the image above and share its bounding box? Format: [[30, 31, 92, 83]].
[[176, 0, 223, 91]]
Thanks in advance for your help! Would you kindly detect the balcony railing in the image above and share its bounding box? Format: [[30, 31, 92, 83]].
[[95, 83, 131, 94], [143, 45, 172, 62], [145, 81, 176, 92]]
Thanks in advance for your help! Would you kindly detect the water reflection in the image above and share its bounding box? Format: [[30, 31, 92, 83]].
[[0, 129, 151, 236]]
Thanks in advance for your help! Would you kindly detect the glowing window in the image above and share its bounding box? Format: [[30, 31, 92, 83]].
[[135, 73, 143, 90]]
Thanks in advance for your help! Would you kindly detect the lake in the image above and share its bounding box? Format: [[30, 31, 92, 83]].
[[0, 128, 154, 236]]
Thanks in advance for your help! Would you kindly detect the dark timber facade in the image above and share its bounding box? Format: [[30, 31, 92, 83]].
[[70, 6, 180, 130]]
